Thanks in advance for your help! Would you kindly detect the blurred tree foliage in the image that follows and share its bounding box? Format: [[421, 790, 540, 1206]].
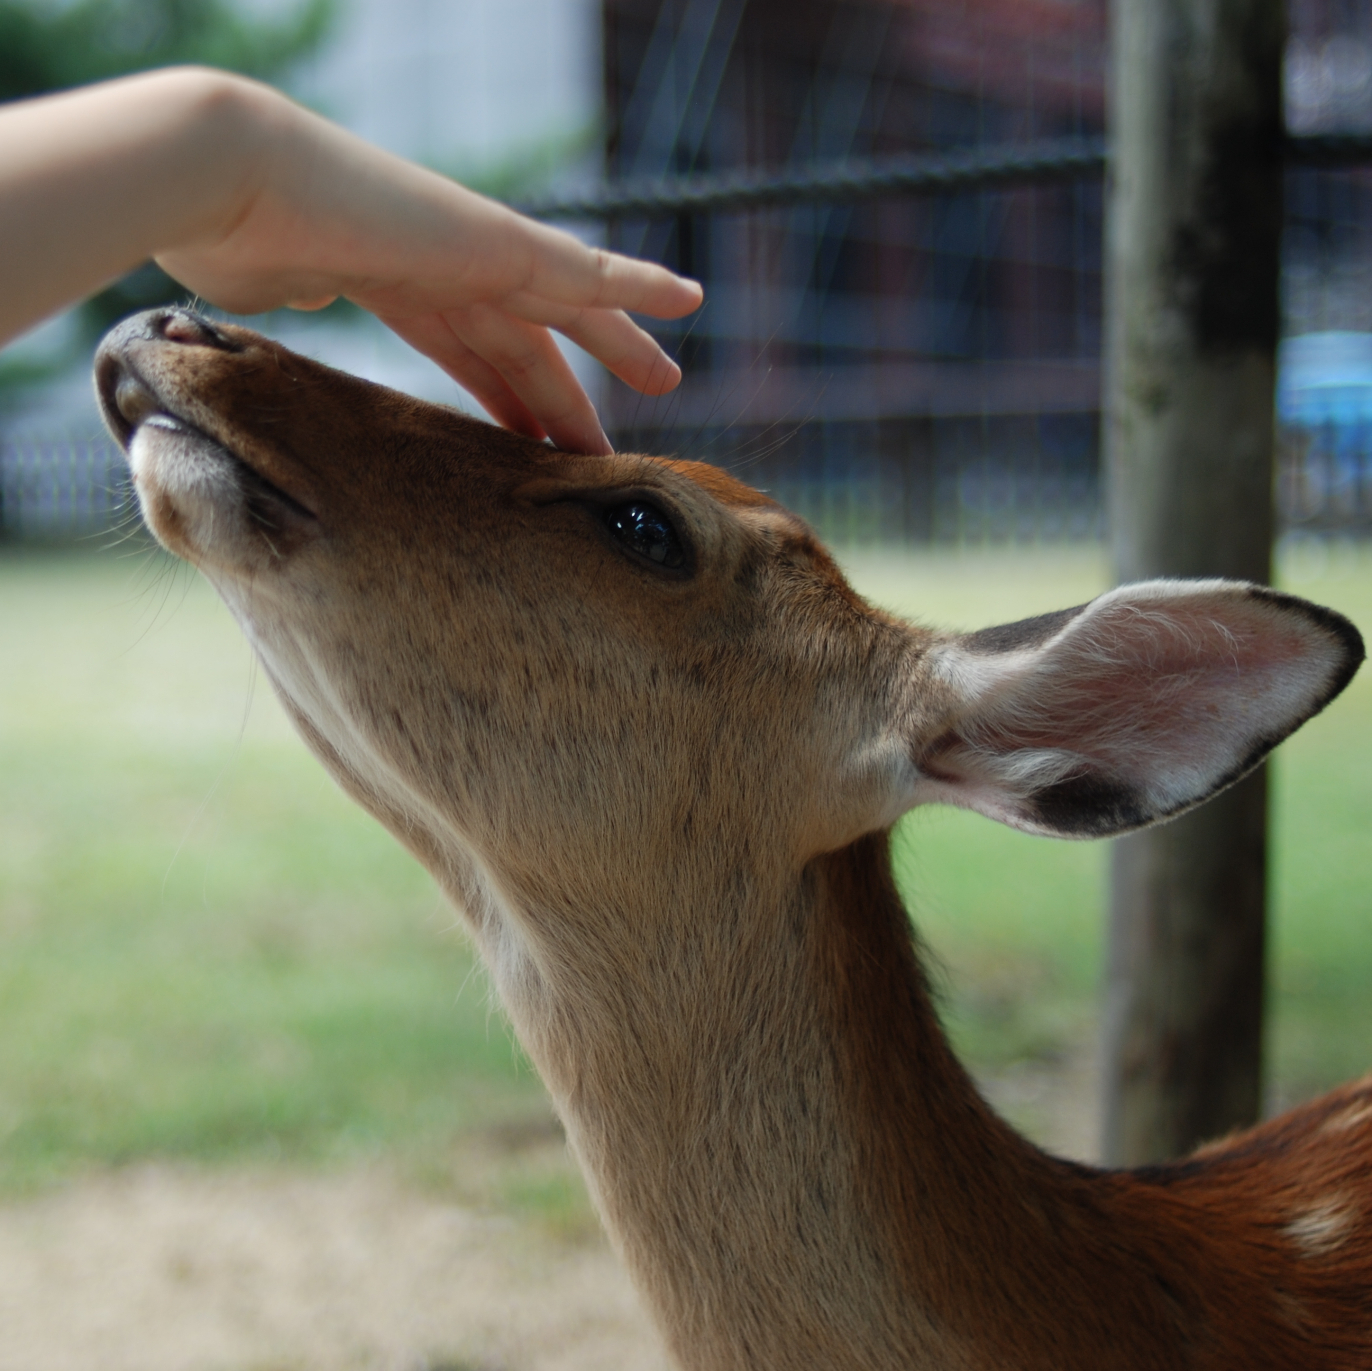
[[0, 0, 333, 103], [0, 0, 334, 362]]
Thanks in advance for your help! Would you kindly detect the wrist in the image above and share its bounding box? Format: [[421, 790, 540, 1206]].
[[136, 68, 289, 252], [0, 68, 266, 341]]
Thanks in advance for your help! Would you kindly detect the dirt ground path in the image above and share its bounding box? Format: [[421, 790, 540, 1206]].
[[0, 1051, 1098, 1371], [0, 1163, 670, 1371]]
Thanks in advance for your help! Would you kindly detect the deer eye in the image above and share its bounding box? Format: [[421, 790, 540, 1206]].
[[604, 501, 686, 570]]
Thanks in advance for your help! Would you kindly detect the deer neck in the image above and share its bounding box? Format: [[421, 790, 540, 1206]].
[[462, 831, 1095, 1371]]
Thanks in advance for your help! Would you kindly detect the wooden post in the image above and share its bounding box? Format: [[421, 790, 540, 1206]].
[[1102, 0, 1284, 1165]]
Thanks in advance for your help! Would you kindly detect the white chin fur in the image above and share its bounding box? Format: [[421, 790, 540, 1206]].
[[129, 420, 245, 554]]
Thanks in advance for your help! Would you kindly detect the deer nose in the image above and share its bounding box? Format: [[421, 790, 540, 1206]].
[[154, 309, 232, 349], [94, 309, 240, 447]]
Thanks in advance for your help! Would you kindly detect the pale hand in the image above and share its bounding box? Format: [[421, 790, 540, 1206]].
[[0, 68, 703, 454]]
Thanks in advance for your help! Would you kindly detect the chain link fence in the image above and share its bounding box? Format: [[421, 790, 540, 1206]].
[[3, 0, 1372, 546], [0, 435, 132, 542], [3, 421, 1361, 546]]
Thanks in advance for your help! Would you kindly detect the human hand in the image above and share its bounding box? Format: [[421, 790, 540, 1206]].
[[0, 69, 701, 454], [157, 79, 702, 454]]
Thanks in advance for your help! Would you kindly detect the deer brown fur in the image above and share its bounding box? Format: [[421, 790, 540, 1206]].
[[96, 309, 1369, 1370]]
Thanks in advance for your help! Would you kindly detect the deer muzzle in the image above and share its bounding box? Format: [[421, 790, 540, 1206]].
[[96, 308, 322, 567]]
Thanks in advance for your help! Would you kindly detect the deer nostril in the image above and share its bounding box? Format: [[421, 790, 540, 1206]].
[[159, 311, 223, 347]]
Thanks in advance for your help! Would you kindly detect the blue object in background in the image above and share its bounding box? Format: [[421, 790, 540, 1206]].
[[1278, 332, 1372, 526], [1279, 331, 1372, 427]]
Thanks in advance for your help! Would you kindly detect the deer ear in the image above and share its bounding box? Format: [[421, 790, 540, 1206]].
[[906, 581, 1364, 838]]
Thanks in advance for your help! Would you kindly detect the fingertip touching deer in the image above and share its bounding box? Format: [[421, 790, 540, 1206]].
[[96, 307, 1369, 1370]]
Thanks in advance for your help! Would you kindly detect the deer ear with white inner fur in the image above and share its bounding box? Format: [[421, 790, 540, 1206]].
[[902, 580, 1363, 839]]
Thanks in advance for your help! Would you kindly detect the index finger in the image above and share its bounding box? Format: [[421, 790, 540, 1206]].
[[512, 218, 703, 319]]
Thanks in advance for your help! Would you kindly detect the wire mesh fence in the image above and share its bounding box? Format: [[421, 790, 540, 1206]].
[[590, 0, 1105, 547], [0, 435, 132, 542], [4, 419, 1362, 549], [3, 0, 1372, 545], [589, 0, 1372, 545]]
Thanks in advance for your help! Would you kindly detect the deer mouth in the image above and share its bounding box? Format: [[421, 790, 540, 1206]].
[[95, 310, 320, 560]]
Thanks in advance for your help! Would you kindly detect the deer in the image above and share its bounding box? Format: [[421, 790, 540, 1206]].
[[94, 306, 1369, 1371]]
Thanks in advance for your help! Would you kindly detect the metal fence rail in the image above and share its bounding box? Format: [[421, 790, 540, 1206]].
[[517, 136, 1109, 219], [516, 132, 1372, 223]]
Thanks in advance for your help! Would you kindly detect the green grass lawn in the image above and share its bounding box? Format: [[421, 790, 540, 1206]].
[[0, 542, 1367, 1190], [0, 550, 542, 1191]]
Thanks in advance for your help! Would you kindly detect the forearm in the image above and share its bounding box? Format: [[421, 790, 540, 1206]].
[[0, 68, 276, 345]]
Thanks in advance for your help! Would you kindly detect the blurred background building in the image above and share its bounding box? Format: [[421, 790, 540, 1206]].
[[599, 0, 1104, 542], [1, 0, 1370, 542]]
